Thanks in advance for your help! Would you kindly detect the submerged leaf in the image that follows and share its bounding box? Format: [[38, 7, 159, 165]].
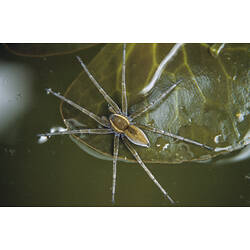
[[4, 43, 97, 57], [61, 43, 250, 163]]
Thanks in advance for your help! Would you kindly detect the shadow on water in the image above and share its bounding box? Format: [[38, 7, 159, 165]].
[[0, 44, 249, 206]]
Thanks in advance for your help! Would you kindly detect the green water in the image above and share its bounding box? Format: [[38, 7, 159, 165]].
[[0, 44, 249, 206]]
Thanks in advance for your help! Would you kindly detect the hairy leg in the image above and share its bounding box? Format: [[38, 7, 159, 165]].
[[122, 137, 175, 204], [76, 56, 121, 114], [112, 134, 120, 203], [139, 124, 214, 151], [130, 79, 182, 120], [38, 128, 113, 137], [121, 43, 128, 115], [46, 88, 109, 127]]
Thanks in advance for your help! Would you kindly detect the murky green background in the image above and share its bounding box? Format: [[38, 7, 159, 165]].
[[0, 44, 249, 206]]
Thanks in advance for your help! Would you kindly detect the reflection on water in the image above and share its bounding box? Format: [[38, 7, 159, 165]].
[[214, 129, 249, 156], [140, 43, 183, 95], [216, 144, 250, 165], [0, 60, 33, 141]]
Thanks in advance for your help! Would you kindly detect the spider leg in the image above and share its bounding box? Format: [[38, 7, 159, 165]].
[[38, 128, 113, 137], [139, 124, 214, 151], [121, 43, 128, 116], [129, 79, 182, 120], [122, 137, 175, 204], [76, 56, 121, 114], [112, 134, 120, 204], [46, 88, 109, 127]]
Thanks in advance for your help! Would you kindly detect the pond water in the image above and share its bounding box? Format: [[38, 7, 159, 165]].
[[0, 44, 249, 206]]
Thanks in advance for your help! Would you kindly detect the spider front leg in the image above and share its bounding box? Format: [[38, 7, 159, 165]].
[[38, 128, 113, 137], [112, 134, 120, 204], [76, 56, 121, 114], [122, 137, 175, 204], [139, 124, 214, 151], [46, 88, 109, 127], [129, 79, 182, 120], [121, 43, 128, 116]]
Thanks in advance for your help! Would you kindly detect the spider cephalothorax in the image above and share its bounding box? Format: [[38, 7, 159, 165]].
[[39, 44, 214, 204], [109, 114, 150, 147]]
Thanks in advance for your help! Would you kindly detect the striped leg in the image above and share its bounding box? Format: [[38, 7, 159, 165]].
[[130, 79, 182, 120], [139, 124, 214, 151], [121, 43, 128, 116], [112, 134, 120, 204], [122, 137, 175, 204], [38, 128, 113, 137], [46, 88, 109, 127], [76, 56, 121, 114]]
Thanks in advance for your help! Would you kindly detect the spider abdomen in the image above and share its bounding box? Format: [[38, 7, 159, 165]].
[[124, 125, 150, 148]]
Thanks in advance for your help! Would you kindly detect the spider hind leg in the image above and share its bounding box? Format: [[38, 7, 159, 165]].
[[112, 134, 120, 204], [139, 124, 214, 151], [122, 137, 175, 204]]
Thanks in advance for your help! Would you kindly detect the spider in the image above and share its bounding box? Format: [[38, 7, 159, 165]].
[[39, 44, 214, 204]]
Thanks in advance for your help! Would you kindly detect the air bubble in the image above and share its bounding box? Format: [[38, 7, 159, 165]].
[[214, 134, 222, 144], [50, 126, 67, 133], [38, 135, 49, 144]]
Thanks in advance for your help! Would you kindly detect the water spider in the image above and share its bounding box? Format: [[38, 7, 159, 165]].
[[38, 44, 214, 204]]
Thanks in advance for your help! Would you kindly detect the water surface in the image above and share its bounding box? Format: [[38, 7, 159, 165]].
[[0, 44, 249, 206]]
